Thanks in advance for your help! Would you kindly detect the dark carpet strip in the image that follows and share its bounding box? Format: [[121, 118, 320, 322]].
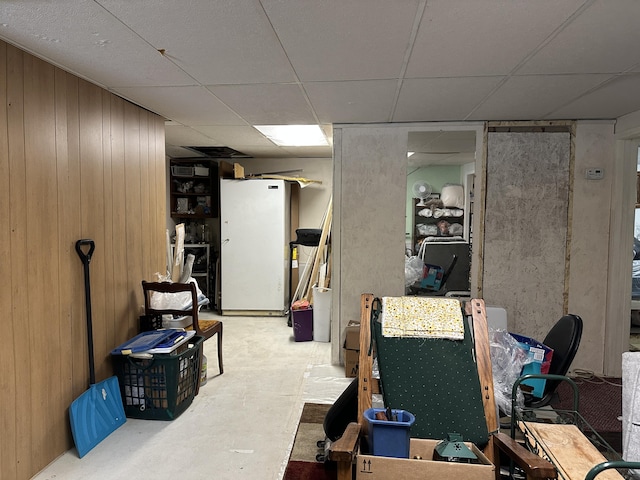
[[550, 376, 622, 453]]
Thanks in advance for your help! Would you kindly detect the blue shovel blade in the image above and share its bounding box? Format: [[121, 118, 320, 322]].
[[69, 376, 126, 458]]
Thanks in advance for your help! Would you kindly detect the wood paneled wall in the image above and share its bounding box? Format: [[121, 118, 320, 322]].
[[0, 40, 167, 479]]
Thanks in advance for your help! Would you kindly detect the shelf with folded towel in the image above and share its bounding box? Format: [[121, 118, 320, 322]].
[[413, 198, 465, 253]]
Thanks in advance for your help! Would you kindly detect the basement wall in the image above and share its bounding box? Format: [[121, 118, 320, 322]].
[[332, 121, 625, 377]]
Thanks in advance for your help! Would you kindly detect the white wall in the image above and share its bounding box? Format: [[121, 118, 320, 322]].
[[568, 122, 616, 373]]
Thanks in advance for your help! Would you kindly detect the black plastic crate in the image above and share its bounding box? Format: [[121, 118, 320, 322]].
[[111, 335, 204, 420], [139, 314, 163, 332]]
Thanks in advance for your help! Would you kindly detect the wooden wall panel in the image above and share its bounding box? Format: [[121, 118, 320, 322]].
[[24, 52, 60, 472], [0, 40, 167, 480], [0, 40, 16, 480], [64, 73, 85, 433], [54, 67, 80, 451], [7, 44, 32, 480], [78, 80, 108, 380], [155, 118, 167, 275], [140, 112, 152, 282], [102, 90, 116, 365], [124, 102, 143, 335], [109, 96, 130, 346]]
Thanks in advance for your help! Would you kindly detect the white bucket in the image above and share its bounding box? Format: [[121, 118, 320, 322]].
[[312, 286, 331, 342], [200, 353, 208, 387]]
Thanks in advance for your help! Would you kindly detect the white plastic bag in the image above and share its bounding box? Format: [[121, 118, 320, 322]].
[[149, 277, 209, 311], [405, 241, 430, 288], [489, 329, 531, 415], [441, 184, 465, 209], [405, 255, 424, 287]]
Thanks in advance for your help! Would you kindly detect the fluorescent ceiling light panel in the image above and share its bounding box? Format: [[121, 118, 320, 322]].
[[254, 125, 328, 146]]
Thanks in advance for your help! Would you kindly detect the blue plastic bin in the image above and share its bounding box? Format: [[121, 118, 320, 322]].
[[364, 408, 415, 458]]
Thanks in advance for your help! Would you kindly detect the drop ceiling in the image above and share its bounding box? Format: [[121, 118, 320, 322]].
[[2, 0, 640, 160]]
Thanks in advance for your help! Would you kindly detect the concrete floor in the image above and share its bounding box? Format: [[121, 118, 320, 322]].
[[33, 313, 351, 480]]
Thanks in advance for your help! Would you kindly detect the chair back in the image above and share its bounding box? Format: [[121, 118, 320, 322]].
[[369, 297, 494, 449], [531, 314, 582, 407], [141, 280, 199, 323]]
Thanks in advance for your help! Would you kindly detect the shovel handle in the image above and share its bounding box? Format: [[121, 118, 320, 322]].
[[76, 239, 96, 385], [75, 239, 95, 264]]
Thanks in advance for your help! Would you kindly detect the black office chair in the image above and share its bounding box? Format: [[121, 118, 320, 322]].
[[524, 313, 583, 408]]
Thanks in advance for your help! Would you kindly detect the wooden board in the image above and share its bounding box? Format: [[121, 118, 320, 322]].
[[522, 422, 623, 480]]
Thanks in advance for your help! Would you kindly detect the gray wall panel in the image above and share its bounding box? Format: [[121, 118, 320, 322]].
[[484, 132, 570, 340]]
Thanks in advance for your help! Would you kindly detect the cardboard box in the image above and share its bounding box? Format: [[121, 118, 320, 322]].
[[355, 438, 494, 480], [344, 321, 360, 377], [510, 333, 554, 398], [233, 162, 245, 179], [344, 349, 359, 378], [344, 321, 360, 350]]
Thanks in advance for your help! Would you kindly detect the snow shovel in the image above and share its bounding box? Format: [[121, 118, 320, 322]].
[[70, 239, 126, 458]]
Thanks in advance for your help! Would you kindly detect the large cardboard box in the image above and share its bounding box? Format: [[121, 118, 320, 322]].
[[344, 321, 360, 378], [355, 438, 494, 480]]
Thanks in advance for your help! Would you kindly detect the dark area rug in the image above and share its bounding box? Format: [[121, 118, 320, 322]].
[[284, 403, 337, 480], [284, 461, 337, 480], [550, 376, 622, 453]]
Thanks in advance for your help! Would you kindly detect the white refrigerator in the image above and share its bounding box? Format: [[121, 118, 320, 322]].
[[219, 179, 291, 315]]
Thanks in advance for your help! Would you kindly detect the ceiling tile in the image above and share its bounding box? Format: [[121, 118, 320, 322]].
[[165, 125, 222, 147], [406, 0, 585, 78], [165, 145, 206, 158], [304, 80, 398, 123], [0, 0, 193, 87], [231, 145, 296, 158], [280, 145, 333, 158], [468, 74, 612, 120], [549, 74, 640, 119], [98, 0, 297, 85], [3, 0, 640, 156], [207, 83, 317, 125], [519, 0, 640, 75], [261, 0, 421, 81], [394, 77, 503, 122], [193, 126, 275, 147], [113, 85, 246, 125]]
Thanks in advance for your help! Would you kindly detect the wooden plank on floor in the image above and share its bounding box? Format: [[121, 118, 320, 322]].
[[523, 422, 623, 480]]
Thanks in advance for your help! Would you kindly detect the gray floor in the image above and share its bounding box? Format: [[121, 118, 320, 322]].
[[33, 313, 351, 480]]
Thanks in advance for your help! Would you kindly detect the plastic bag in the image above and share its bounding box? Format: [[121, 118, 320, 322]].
[[441, 183, 465, 209], [405, 255, 424, 287], [149, 275, 209, 311], [489, 328, 531, 416]]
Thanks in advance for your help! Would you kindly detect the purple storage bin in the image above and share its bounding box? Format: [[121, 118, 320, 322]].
[[293, 307, 313, 341]]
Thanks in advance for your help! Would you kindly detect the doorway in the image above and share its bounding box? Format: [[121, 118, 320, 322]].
[[406, 130, 476, 296]]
